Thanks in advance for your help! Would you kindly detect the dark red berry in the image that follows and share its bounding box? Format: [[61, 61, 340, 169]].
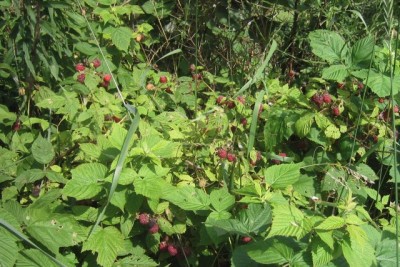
[[394, 105, 399, 113], [12, 120, 21, 131], [338, 82, 345, 89], [226, 101, 236, 109], [242, 236, 252, 243], [216, 95, 225, 105], [358, 82, 364, 90], [237, 96, 245, 105], [165, 87, 173, 94], [192, 73, 202, 80], [322, 93, 332, 104], [112, 116, 121, 123], [138, 213, 150, 225], [288, 70, 296, 78], [373, 135, 378, 143], [92, 59, 101, 68], [159, 241, 168, 251], [77, 73, 86, 83], [149, 223, 159, 234], [332, 106, 340, 116], [159, 76, 168, 83], [240, 118, 247, 126], [168, 245, 178, 256], [227, 153, 236, 162], [311, 93, 324, 107], [379, 98, 385, 103], [103, 74, 112, 82], [217, 148, 227, 159], [101, 81, 110, 88], [75, 63, 85, 72]]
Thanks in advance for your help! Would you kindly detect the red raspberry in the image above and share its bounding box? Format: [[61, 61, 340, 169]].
[[358, 82, 364, 90], [168, 245, 178, 256], [338, 82, 345, 89], [217, 148, 228, 159], [379, 98, 385, 103], [159, 76, 168, 83], [12, 120, 21, 131], [216, 95, 225, 105], [92, 59, 101, 68], [226, 101, 236, 109], [227, 153, 236, 162], [394, 105, 399, 113], [237, 95, 245, 105], [138, 213, 150, 225], [332, 106, 340, 116], [77, 73, 86, 83], [149, 223, 159, 234], [103, 74, 112, 82], [242, 236, 252, 243], [75, 63, 85, 72], [311, 93, 324, 107], [159, 241, 168, 251], [240, 118, 247, 126], [322, 93, 332, 104], [192, 73, 202, 80]]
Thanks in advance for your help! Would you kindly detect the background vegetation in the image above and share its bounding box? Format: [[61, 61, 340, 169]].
[[1, 0, 400, 266]]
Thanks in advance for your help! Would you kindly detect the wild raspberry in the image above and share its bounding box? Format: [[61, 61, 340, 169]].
[[227, 153, 236, 162], [159, 241, 168, 251], [237, 96, 245, 105], [138, 213, 150, 225], [240, 118, 247, 126], [242, 236, 252, 243], [311, 93, 324, 107], [149, 223, 159, 234], [226, 101, 236, 109], [394, 105, 399, 113], [75, 63, 85, 72], [216, 95, 225, 105], [322, 93, 332, 104], [92, 59, 101, 68], [103, 74, 112, 82], [77, 73, 86, 83], [159, 76, 168, 83], [217, 148, 227, 159], [168, 245, 178, 256], [332, 106, 340, 116]]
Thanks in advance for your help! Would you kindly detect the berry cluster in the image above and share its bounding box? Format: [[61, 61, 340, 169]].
[[217, 148, 236, 162], [138, 213, 159, 234], [311, 91, 341, 116], [74, 59, 112, 88]]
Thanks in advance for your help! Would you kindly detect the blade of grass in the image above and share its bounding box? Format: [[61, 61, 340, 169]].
[[247, 90, 265, 157], [156, 49, 182, 62], [88, 107, 140, 238], [233, 40, 277, 98], [0, 219, 67, 267]]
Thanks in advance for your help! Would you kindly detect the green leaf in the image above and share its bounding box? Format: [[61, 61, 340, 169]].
[[311, 237, 334, 267], [341, 235, 376, 267], [315, 216, 345, 230], [264, 164, 301, 189], [210, 188, 235, 212], [246, 238, 295, 265], [62, 163, 108, 200], [134, 177, 167, 199], [16, 249, 59, 267], [322, 65, 349, 81], [162, 186, 211, 211], [82, 227, 125, 267], [269, 204, 309, 239], [0, 230, 18, 267], [239, 203, 272, 233], [111, 27, 132, 52], [113, 254, 158, 266], [294, 112, 314, 138], [324, 124, 341, 139], [351, 36, 374, 66], [376, 238, 400, 267], [366, 71, 400, 97], [31, 135, 55, 164], [309, 30, 347, 63]]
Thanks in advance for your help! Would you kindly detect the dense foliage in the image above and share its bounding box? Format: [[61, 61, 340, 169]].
[[1, 0, 400, 266]]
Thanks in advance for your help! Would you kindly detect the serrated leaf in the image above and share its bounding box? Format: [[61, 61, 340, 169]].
[[351, 36, 374, 66], [324, 124, 341, 139], [269, 205, 309, 239], [16, 249, 59, 267], [62, 163, 108, 200], [0, 230, 18, 267], [315, 216, 345, 230], [162, 185, 210, 210], [322, 64, 349, 81], [294, 113, 314, 138], [113, 254, 158, 267], [111, 27, 132, 51], [311, 237, 334, 267], [342, 235, 376, 267], [316, 230, 334, 250], [366, 71, 400, 97], [210, 188, 235, 212], [31, 135, 54, 164], [309, 30, 347, 63], [240, 203, 272, 233], [315, 113, 332, 130], [264, 164, 301, 189], [82, 227, 124, 267]]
